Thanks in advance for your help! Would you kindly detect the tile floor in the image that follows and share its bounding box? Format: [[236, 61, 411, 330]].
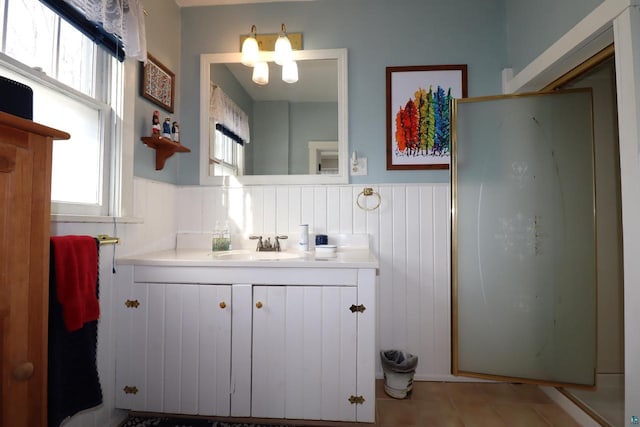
[[374, 380, 582, 427], [129, 380, 586, 427]]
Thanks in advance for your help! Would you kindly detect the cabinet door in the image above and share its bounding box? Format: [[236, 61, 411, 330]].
[[115, 279, 232, 416], [197, 284, 233, 416], [252, 286, 357, 421]]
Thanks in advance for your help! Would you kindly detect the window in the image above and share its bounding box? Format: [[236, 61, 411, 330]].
[[208, 84, 249, 177], [209, 122, 244, 176], [0, 0, 123, 216]]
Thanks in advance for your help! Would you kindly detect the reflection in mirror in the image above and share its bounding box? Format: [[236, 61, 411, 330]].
[[199, 49, 348, 186], [308, 141, 338, 174]]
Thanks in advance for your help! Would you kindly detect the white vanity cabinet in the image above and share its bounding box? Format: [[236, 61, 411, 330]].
[[250, 285, 358, 421], [114, 251, 377, 423], [114, 267, 233, 416]]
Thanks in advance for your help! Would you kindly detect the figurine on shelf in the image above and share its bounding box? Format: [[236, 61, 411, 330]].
[[172, 121, 180, 142], [162, 117, 171, 138], [152, 110, 161, 135]]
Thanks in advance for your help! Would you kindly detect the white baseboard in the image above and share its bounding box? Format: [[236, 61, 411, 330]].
[[376, 371, 496, 383], [540, 386, 600, 427]]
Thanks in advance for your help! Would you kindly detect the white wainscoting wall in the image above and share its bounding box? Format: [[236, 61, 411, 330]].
[[48, 178, 454, 427], [175, 182, 453, 381], [50, 177, 178, 427]]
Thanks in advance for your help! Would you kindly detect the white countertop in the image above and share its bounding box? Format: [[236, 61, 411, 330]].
[[117, 248, 379, 269]]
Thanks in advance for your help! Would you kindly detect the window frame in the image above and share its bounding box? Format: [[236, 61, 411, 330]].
[[0, 50, 113, 216], [210, 125, 245, 177], [0, 0, 135, 220]]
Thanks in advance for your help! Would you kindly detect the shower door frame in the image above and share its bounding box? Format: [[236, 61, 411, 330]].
[[450, 88, 598, 390]]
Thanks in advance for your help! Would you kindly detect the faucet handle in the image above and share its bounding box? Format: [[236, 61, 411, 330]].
[[249, 235, 263, 251], [274, 235, 288, 251]]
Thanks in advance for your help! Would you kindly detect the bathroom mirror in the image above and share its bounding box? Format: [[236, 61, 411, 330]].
[[199, 48, 348, 185]]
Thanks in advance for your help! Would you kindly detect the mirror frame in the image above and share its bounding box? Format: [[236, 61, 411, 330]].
[[199, 48, 348, 186]]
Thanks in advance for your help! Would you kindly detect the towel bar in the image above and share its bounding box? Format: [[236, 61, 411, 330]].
[[96, 234, 120, 245]]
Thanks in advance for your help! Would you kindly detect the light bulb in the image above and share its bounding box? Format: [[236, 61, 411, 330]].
[[252, 61, 269, 85], [241, 25, 259, 67], [274, 35, 292, 65], [274, 23, 293, 65], [282, 60, 298, 83]]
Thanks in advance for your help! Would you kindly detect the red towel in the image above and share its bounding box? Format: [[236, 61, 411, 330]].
[[50, 235, 100, 332]]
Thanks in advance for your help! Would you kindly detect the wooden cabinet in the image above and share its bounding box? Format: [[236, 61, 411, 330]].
[[0, 112, 69, 426], [114, 263, 376, 423]]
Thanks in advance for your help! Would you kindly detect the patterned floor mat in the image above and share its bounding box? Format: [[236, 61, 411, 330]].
[[121, 415, 313, 427]]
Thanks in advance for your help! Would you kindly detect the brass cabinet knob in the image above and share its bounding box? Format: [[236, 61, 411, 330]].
[[12, 362, 34, 381], [219, 301, 227, 309], [255, 301, 263, 309], [123, 385, 139, 394], [125, 299, 140, 308]]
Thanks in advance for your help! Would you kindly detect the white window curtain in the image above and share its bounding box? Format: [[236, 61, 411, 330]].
[[63, 0, 147, 62], [210, 82, 251, 144]]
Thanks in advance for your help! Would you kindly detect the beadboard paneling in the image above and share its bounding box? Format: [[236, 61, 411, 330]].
[[51, 178, 456, 427], [49, 180, 454, 427], [176, 183, 452, 380], [50, 178, 179, 427]]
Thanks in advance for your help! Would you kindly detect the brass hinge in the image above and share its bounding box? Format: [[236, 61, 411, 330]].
[[125, 299, 140, 308], [349, 304, 366, 313], [348, 395, 365, 405], [123, 385, 139, 394]]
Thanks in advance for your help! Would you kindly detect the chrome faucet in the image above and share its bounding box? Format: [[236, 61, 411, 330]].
[[249, 235, 264, 250], [249, 235, 288, 251]]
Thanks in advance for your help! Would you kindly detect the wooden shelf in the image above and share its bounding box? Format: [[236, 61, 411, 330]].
[[141, 135, 190, 170]]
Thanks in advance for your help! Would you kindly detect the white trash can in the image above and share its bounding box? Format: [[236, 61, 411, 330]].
[[380, 350, 418, 399]]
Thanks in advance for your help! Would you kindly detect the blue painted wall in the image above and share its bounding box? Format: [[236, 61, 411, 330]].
[[137, 0, 609, 185], [505, 0, 604, 74], [252, 101, 290, 174], [290, 102, 338, 175], [246, 101, 338, 175], [177, 0, 507, 185], [134, 0, 182, 182]]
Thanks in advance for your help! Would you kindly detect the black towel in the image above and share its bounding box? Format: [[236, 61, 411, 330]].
[[48, 238, 103, 427]]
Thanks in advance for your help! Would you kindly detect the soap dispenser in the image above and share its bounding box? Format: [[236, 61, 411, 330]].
[[212, 221, 221, 252], [222, 221, 232, 250], [212, 220, 231, 251]]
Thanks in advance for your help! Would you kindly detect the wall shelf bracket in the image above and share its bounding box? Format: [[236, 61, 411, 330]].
[[141, 135, 190, 170]]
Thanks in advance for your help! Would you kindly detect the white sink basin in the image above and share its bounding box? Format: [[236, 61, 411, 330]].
[[213, 249, 301, 261]]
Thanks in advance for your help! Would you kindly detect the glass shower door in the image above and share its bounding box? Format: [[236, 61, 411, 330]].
[[452, 89, 596, 387]]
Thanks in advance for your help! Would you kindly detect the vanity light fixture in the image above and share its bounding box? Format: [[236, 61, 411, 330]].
[[241, 25, 259, 67], [241, 23, 300, 85], [274, 23, 293, 65], [275, 23, 298, 83], [282, 59, 298, 83], [252, 60, 269, 85]]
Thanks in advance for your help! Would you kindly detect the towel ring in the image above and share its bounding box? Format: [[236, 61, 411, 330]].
[[356, 187, 381, 211]]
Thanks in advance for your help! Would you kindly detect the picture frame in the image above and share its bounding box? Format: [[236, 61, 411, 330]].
[[141, 53, 175, 113], [386, 65, 467, 170]]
